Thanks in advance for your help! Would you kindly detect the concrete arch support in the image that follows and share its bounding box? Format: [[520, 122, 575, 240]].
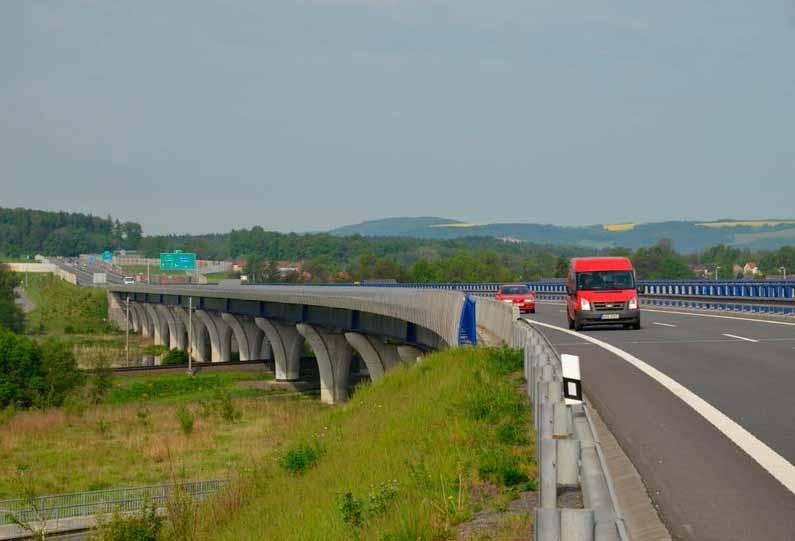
[[131, 303, 151, 338], [398, 345, 424, 364], [221, 314, 262, 361], [209, 313, 233, 362], [344, 333, 400, 382], [255, 318, 302, 381], [297, 323, 353, 404], [156, 305, 185, 350], [143, 304, 167, 346], [195, 310, 226, 362], [173, 307, 205, 362]]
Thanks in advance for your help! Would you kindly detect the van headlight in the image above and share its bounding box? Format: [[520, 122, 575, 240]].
[[580, 298, 591, 311], [628, 297, 638, 310]]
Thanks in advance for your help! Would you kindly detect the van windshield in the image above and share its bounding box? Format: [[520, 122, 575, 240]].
[[576, 271, 635, 291]]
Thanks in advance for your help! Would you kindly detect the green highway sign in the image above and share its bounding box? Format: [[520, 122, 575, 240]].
[[160, 251, 196, 271]]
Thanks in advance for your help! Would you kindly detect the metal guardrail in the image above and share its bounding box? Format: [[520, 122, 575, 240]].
[[512, 318, 628, 540], [0, 479, 227, 526]]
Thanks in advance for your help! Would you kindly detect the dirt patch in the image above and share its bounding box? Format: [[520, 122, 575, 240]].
[[456, 491, 537, 540]]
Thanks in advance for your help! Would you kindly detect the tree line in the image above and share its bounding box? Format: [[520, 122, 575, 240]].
[[1, 207, 793, 282]]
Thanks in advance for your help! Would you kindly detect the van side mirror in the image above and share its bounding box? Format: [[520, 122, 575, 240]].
[[637, 284, 646, 294]]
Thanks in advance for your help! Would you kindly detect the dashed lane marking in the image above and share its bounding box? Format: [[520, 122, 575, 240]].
[[722, 333, 758, 343], [525, 318, 795, 496], [653, 322, 677, 328], [641, 308, 795, 326]]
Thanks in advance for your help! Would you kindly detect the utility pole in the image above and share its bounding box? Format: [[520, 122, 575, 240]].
[[781, 266, 787, 280], [147, 261, 151, 284], [188, 296, 193, 375], [125, 295, 130, 366], [715, 266, 720, 281]]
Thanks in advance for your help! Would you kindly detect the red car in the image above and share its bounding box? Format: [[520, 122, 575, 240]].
[[495, 284, 536, 314]]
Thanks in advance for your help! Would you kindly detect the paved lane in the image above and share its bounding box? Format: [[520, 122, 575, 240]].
[[524, 303, 795, 541]]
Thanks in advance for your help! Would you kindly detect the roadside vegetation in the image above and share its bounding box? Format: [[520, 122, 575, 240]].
[[192, 347, 535, 540], [22, 273, 114, 335], [0, 369, 311, 498]]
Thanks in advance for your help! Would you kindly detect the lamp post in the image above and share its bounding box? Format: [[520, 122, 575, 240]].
[[715, 266, 720, 281], [187, 296, 193, 375], [125, 295, 130, 366], [781, 266, 787, 280]]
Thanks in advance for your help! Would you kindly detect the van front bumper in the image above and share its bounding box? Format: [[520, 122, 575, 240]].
[[576, 309, 640, 326]]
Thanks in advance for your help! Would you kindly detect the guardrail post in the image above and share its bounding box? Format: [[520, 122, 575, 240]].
[[557, 438, 581, 488], [534, 508, 561, 541], [561, 508, 595, 541], [540, 438, 558, 509]]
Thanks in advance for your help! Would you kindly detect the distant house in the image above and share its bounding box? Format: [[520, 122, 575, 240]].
[[230, 258, 246, 273], [743, 262, 761, 276], [690, 264, 710, 278]]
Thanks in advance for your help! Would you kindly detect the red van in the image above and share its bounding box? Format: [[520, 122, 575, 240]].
[[566, 257, 642, 330]]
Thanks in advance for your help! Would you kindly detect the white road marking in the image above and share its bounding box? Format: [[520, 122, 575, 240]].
[[653, 322, 677, 328], [642, 308, 795, 327], [722, 333, 758, 343], [526, 318, 795, 496]]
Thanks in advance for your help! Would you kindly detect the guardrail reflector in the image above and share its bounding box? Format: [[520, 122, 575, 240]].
[[561, 353, 582, 405]]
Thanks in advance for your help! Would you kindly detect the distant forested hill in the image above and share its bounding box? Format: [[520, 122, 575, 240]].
[[330, 217, 795, 253], [0, 207, 142, 256]]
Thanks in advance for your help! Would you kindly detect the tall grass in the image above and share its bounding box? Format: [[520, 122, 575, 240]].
[[197, 347, 535, 540], [0, 371, 322, 497]]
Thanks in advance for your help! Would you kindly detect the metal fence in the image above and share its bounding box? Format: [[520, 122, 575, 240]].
[[512, 319, 628, 540], [0, 479, 227, 526]]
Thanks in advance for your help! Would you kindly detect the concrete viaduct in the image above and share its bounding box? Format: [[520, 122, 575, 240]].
[[107, 285, 471, 404]]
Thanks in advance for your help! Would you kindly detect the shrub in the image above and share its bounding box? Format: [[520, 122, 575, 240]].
[[97, 418, 111, 437], [279, 441, 323, 475], [0, 328, 84, 409], [176, 405, 195, 436], [217, 392, 242, 423], [90, 501, 162, 541], [338, 492, 364, 528], [162, 348, 189, 366], [136, 405, 150, 426]]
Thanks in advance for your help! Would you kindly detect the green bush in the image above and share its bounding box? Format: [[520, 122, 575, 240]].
[[279, 441, 324, 475], [90, 501, 162, 541], [217, 391, 243, 423], [0, 328, 84, 408], [176, 405, 195, 436], [162, 348, 189, 366]]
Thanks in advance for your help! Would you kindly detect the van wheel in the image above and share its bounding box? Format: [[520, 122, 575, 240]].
[[574, 318, 584, 331]]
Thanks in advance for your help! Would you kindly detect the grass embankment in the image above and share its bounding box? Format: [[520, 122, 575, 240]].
[[198, 347, 536, 540], [22, 273, 113, 335], [19, 273, 149, 366], [0, 370, 313, 498]]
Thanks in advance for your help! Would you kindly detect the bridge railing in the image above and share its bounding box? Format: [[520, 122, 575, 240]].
[[0, 479, 227, 527], [476, 297, 627, 540]]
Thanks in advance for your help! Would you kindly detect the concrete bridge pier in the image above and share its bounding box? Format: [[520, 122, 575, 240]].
[[221, 313, 265, 361], [131, 303, 152, 339], [344, 332, 400, 382], [173, 307, 209, 363], [156, 305, 185, 350], [255, 318, 302, 381], [397, 345, 424, 364], [143, 304, 168, 347], [297, 323, 353, 404], [195, 310, 225, 362]]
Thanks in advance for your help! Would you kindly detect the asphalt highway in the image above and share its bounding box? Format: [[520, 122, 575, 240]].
[[524, 303, 795, 541]]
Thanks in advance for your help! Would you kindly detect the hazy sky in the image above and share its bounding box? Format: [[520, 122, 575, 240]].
[[2, 1, 794, 235]]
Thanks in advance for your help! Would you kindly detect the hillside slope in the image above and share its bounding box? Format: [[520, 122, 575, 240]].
[[198, 347, 536, 540], [331, 217, 795, 252]]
